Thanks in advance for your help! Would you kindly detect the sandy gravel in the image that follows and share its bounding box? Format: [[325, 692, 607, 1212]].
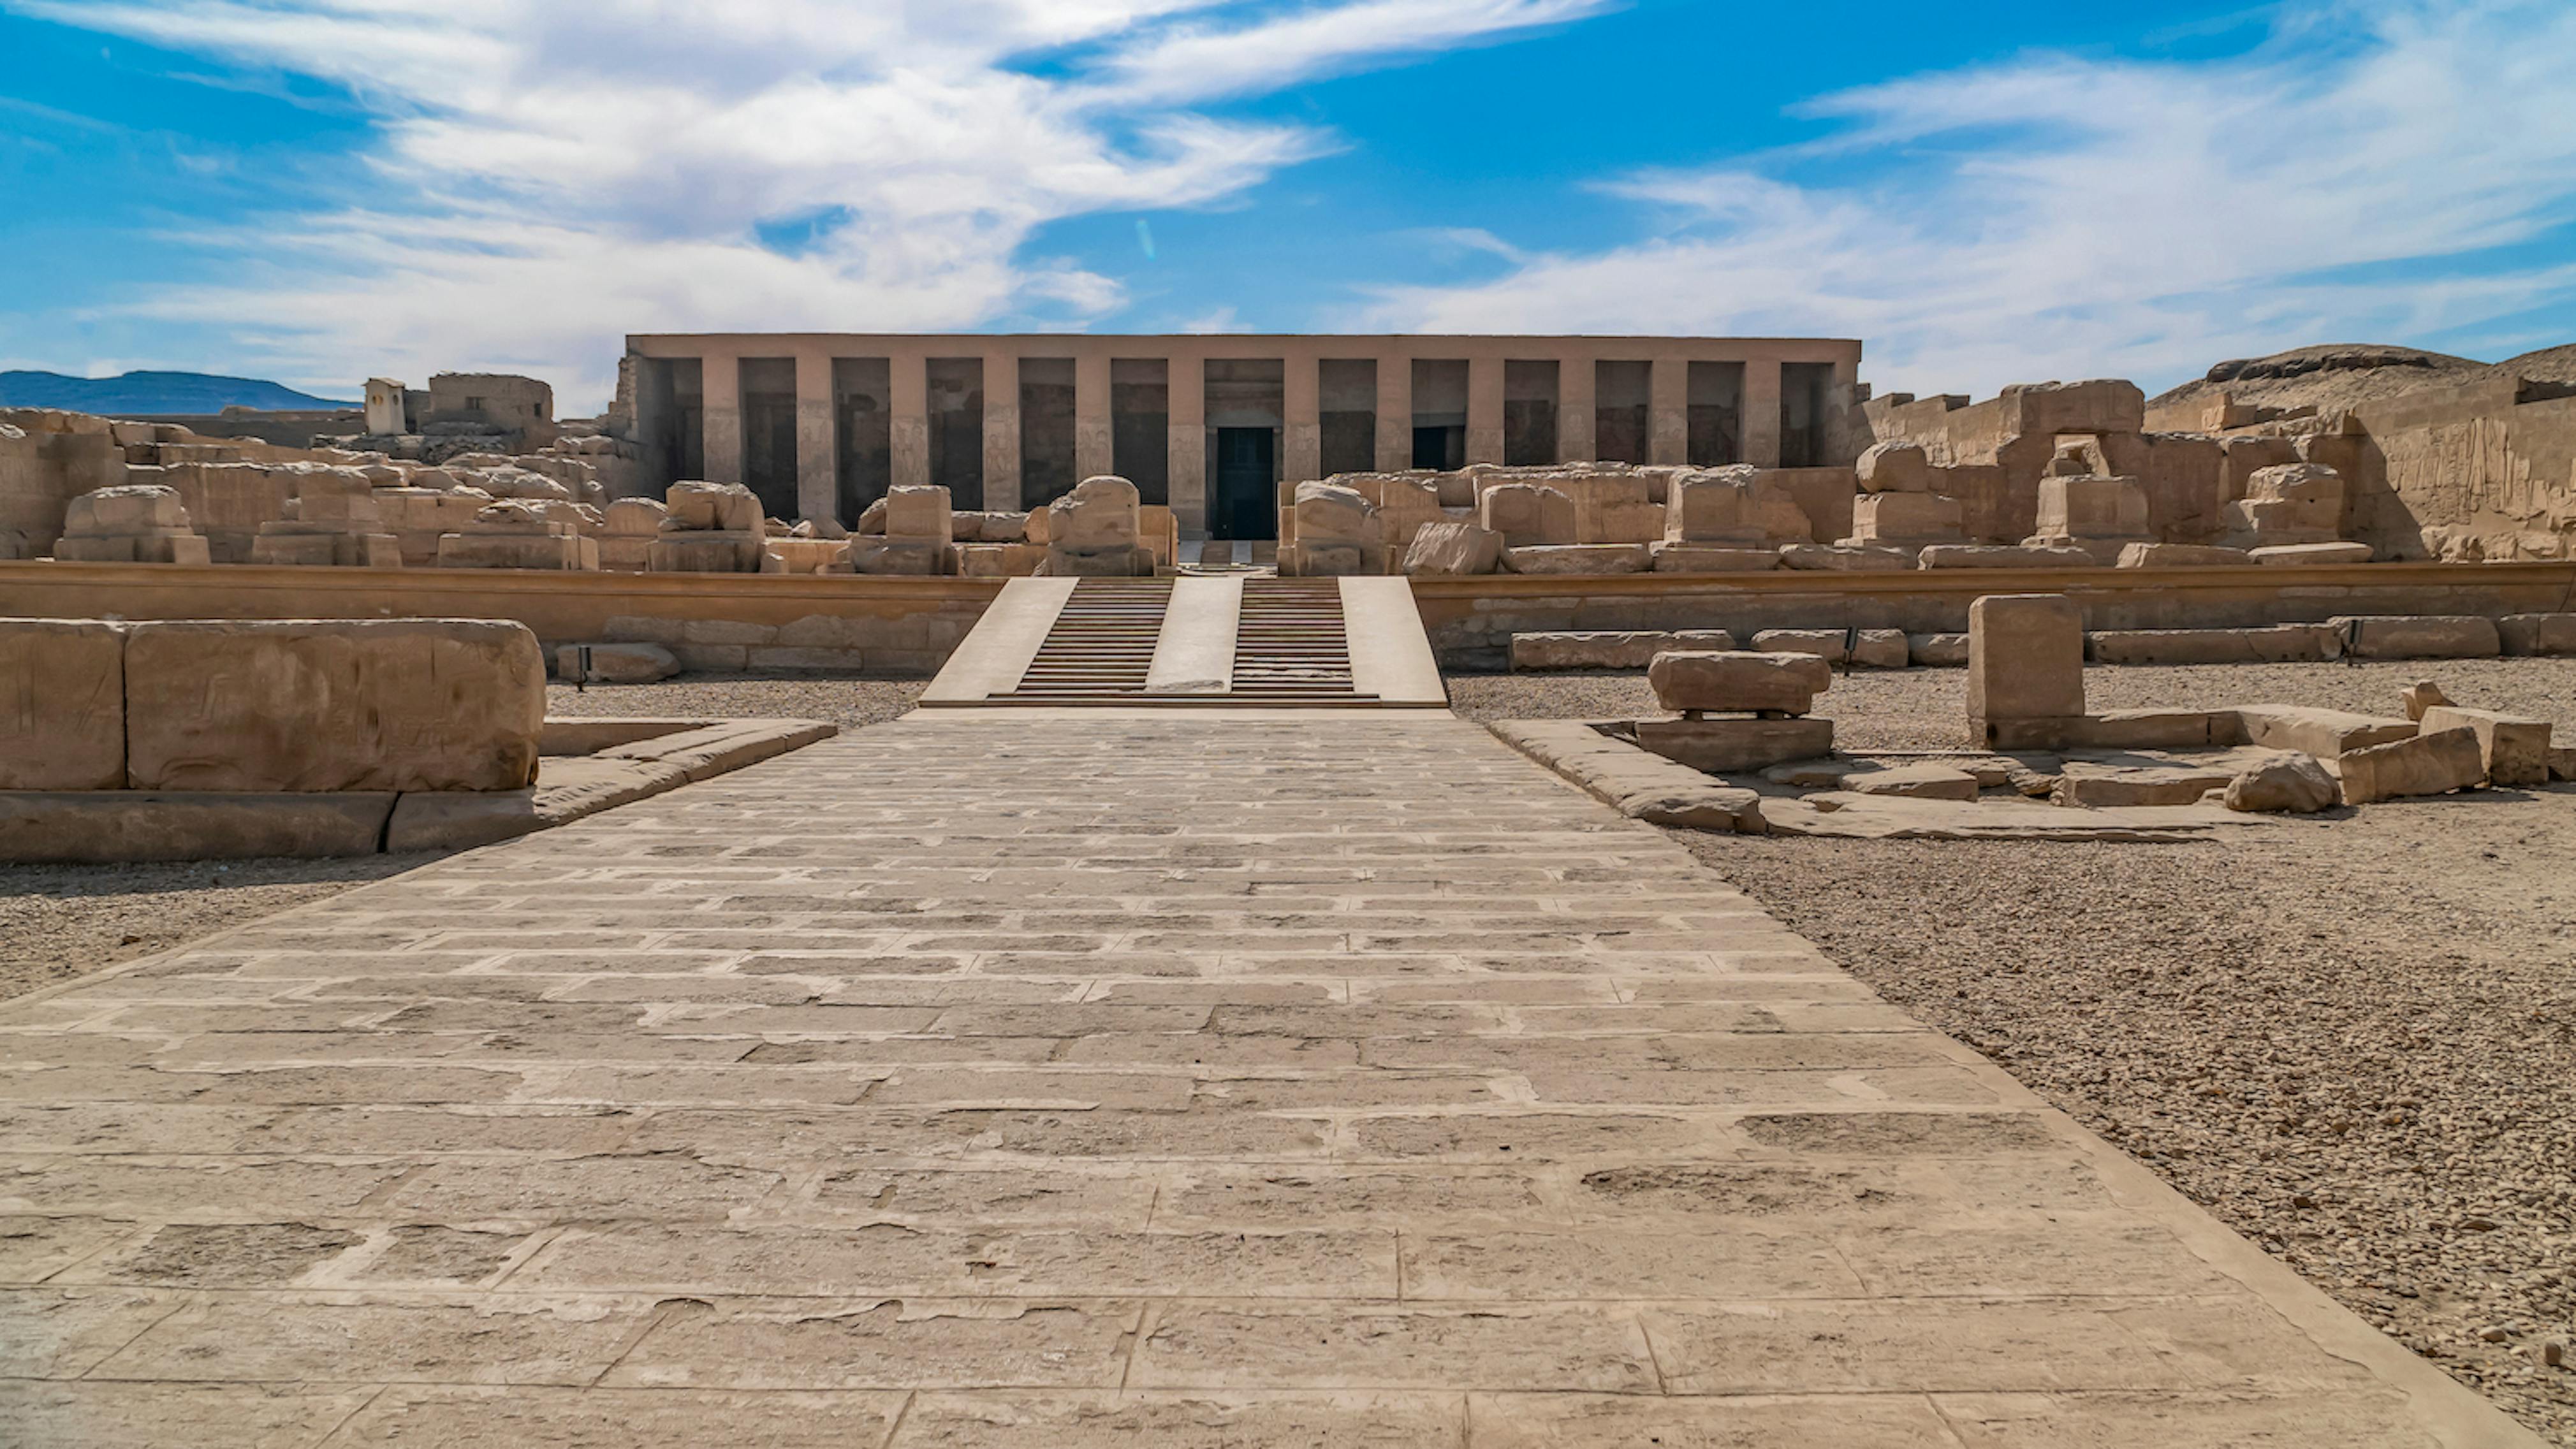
[[1468, 662, 2576, 1439], [5, 674, 925, 1003], [0, 855, 435, 1003]]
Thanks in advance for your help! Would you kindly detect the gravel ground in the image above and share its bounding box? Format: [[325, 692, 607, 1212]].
[[5, 674, 926, 1003], [1464, 662, 2576, 1439], [0, 855, 435, 1003]]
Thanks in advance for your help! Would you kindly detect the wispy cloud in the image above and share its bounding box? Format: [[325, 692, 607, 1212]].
[[1356, 0, 2576, 396], [13, 0, 1591, 407]]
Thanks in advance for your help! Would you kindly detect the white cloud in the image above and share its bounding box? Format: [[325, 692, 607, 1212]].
[[15, 0, 1592, 409], [1354, 0, 2576, 398]]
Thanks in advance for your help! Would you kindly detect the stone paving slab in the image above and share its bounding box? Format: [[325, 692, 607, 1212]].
[[0, 709, 2538, 1446]]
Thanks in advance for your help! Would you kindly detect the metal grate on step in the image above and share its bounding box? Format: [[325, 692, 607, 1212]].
[[1229, 578, 1371, 703], [996, 578, 1175, 701]]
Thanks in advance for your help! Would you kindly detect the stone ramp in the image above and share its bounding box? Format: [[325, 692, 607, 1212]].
[[0, 711, 2535, 1446], [924, 574, 1445, 708]]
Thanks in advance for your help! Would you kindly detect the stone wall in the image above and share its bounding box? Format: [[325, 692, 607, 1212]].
[[2354, 375, 2576, 561]]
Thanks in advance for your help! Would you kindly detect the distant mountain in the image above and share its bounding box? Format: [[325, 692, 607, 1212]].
[[0, 370, 358, 414]]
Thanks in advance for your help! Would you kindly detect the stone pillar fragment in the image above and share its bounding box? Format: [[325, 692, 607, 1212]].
[[1466, 356, 1505, 465], [701, 351, 742, 484], [1648, 359, 1687, 465], [1968, 593, 2086, 749], [1166, 354, 1207, 535], [1374, 356, 1412, 472], [794, 351, 837, 525], [889, 354, 931, 490], [1556, 354, 1595, 463], [1742, 358, 1783, 468], [1284, 357, 1321, 484], [1074, 353, 1113, 482], [981, 351, 1020, 513]]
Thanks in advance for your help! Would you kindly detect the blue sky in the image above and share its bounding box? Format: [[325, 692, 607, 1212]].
[[4, 0, 2573, 413]]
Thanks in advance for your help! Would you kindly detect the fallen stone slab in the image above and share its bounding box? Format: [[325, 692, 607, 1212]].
[[2088, 625, 2341, 666], [1510, 629, 1735, 672], [2329, 615, 2502, 660], [2338, 726, 2486, 805], [1907, 632, 1968, 667], [0, 619, 125, 790], [1757, 791, 2258, 841], [1843, 763, 1981, 800], [1778, 544, 1914, 572], [1651, 544, 1781, 573], [555, 641, 679, 684], [2117, 542, 2255, 567], [2234, 704, 2417, 758], [1632, 716, 1836, 773], [2418, 705, 2552, 787], [2499, 613, 2576, 657], [596, 719, 840, 783], [2251, 541, 2374, 565], [2053, 759, 2238, 808], [1917, 544, 2098, 569], [1488, 719, 1767, 833], [2069, 708, 2249, 750], [1648, 650, 1832, 715], [0, 790, 396, 863]]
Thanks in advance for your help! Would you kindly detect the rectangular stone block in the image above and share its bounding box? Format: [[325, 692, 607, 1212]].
[[2089, 625, 2340, 665], [2233, 704, 2417, 758], [2499, 613, 2576, 657], [2068, 708, 2244, 750], [2419, 704, 2552, 787], [2338, 726, 2485, 805], [1650, 544, 1778, 572], [1498, 544, 1648, 574], [1509, 630, 1734, 671], [2329, 615, 2501, 660], [1968, 594, 2084, 743], [124, 620, 544, 792], [0, 619, 125, 789], [1848, 490, 1962, 542], [1633, 716, 1835, 773], [0, 791, 395, 862]]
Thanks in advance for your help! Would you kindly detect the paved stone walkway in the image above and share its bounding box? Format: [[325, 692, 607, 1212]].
[[0, 711, 2534, 1445]]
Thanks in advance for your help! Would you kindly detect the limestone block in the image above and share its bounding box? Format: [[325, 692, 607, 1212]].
[[1969, 593, 2085, 745], [1479, 483, 1577, 548], [0, 791, 397, 863], [951, 542, 1044, 577], [0, 620, 126, 789], [1647, 650, 1832, 715], [1510, 630, 1735, 672], [1632, 716, 1834, 774], [2552, 746, 2576, 782], [1855, 441, 1932, 493], [2338, 727, 2485, 805], [884, 483, 955, 544], [436, 531, 591, 570], [2329, 615, 2501, 660], [291, 470, 384, 525], [759, 538, 850, 575], [1281, 542, 1368, 578], [849, 539, 949, 576], [1847, 491, 1962, 544], [1402, 520, 1502, 576], [2052, 761, 2237, 807], [666, 480, 762, 533], [2031, 474, 2149, 541], [2224, 754, 2338, 813], [2499, 613, 2576, 656], [2070, 709, 2246, 750], [2116, 543, 2253, 567], [647, 534, 764, 573], [124, 620, 545, 793], [1500, 543, 1648, 574], [1050, 476, 1142, 551], [604, 498, 666, 535], [2232, 704, 2417, 757], [65, 484, 185, 534], [1908, 632, 1970, 667], [1778, 544, 1914, 572], [1372, 476, 1444, 549], [1046, 543, 1156, 578], [2088, 625, 2341, 666], [1850, 764, 1982, 800], [2248, 541, 2373, 565], [856, 497, 888, 536], [953, 511, 1032, 544], [2238, 461, 2345, 527], [555, 641, 680, 684], [1750, 629, 1908, 669], [2401, 679, 2451, 721], [2419, 704, 2552, 787], [1295, 481, 1380, 549], [1664, 467, 1809, 543], [1917, 544, 2098, 569], [1650, 544, 1778, 573]]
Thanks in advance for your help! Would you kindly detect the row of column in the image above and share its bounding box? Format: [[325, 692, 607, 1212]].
[[690, 351, 1804, 530]]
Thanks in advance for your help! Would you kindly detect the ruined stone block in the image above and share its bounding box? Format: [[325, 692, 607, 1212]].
[[1855, 441, 1933, 493], [666, 481, 762, 534], [555, 641, 679, 684], [1403, 520, 1502, 576], [1479, 483, 1576, 548], [1500, 543, 1649, 574], [2030, 474, 2149, 542], [2232, 704, 2417, 757], [2499, 613, 2576, 656], [1778, 544, 1913, 572], [2249, 542, 2373, 565], [1650, 544, 1780, 573], [1647, 650, 1833, 715], [2329, 615, 2501, 660], [2418, 705, 2552, 787], [2116, 543, 2253, 567], [1632, 715, 1836, 773], [2338, 727, 2485, 805], [1847, 491, 1963, 544], [1968, 593, 2084, 746], [0, 619, 126, 789], [884, 483, 954, 544]]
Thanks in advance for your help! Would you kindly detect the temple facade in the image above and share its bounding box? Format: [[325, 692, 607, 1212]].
[[623, 333, 1864, 536]]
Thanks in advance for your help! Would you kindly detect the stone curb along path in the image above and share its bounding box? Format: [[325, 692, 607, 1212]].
[[0, 708, 2538, 1446]]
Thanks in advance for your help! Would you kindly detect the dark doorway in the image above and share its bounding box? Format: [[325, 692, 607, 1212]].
[[1412, 425, 1463, 469], [1213, 426, 1276, 540], [738, 356, 798, 521]]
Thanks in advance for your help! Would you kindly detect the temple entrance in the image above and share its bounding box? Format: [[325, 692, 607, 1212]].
[[1213, 426, 1276, 540]]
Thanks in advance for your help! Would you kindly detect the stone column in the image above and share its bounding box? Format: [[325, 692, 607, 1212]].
[[1648, 357, 1687, 465], [1374, 354, 1412, 471], [889, 352, 930, 490], [794, 351, 837, 523], [1743, 357, 1783, 468], [700, 351, 743, 483], [981, 349, 1020, 511], [1283, 355, 1321, 484], [1556, 353, 1595, 463], [1465, 356, 1504, 464], [1167, 352, 1207, 534], [1074, 353, 1113, 481]]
